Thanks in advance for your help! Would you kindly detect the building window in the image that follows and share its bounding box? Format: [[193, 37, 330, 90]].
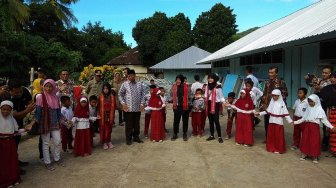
[[320, 40, 336, 60], [213, 60, 230, 68], [240, 49, 283, 65]]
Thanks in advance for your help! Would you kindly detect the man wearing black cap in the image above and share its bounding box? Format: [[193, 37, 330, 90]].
[[119, 69, 145, 145], [86, 70, 104, 98], [170, 75, 191, 141], [318, 71, 336, 156]]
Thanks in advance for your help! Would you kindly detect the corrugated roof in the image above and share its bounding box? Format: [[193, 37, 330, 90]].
[[151, 46, 211, 69], [197, 0, 336, 64], [107, 47, 143, 66]]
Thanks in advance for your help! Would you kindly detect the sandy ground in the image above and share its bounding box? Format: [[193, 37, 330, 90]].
[[17, 105, 336, 188]]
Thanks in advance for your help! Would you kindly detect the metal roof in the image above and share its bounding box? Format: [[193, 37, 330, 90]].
[[197, 0, 336, 64], [151, 46, 211, 69]]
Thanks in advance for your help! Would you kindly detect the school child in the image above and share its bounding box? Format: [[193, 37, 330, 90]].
[[291, 88, 308, 150], [35, 79, 65, 171], [72, 97, 97, 157], [0, 101, 22, 187], [256, 89, 293, 154], [98, 82, 116, 149], [244, 79, 263, 126], [144, 85, 156, 138], [191, 88, 206, 137], [294, 94, 335, 163], [228, 90, 255, 146], [159, 87, 169, 133], [145, 88, 165, 142], [205, 73, 225, 143], [225, 92, 236, 140], [60, 95, 74, 152], [89, 95, 99, 145]]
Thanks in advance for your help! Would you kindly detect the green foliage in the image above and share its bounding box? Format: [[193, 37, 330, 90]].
[[0, 0, 30, 31], [0, 2, 129, 82], [132, 12, 193, 67], [66, 21, 129, 66], [231, 27, 259, 41], [193, 3, 238, 52]]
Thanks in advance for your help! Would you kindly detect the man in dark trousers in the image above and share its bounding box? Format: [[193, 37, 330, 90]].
[[8, 79, 35, 174], [259, 66, 288, 143], [119, 69, 145, 145], [170, 75, 191, 141]]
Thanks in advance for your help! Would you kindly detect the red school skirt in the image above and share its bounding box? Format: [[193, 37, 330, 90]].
[[0, 133, 20, 187], [73, 129, 92, 157], [300, 122, 321, 157], [266, 123, 286, 153]]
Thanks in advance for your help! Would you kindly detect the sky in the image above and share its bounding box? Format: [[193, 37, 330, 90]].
[[71, 0, 318, 47]]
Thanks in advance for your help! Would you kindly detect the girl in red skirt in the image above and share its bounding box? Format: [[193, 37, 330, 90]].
[[0, 101, 21, 187], [145, 88, 165, 142], [256, 89, 293, 154], [98, 82, 116, 149], [72, 97, 97, 157], [227, 89, 255, 146], [294, 94, 335, 163]]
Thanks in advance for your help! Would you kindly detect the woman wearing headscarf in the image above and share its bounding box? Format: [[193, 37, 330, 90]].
[[205, 73, 225, 143], [256, 89, 293, 154], [35, 79, 65, 171], [294, 94, 335, 163]]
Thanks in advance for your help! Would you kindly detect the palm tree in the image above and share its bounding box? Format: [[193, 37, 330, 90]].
[[32, 0, 78, 28], [0, 0, 30, 30]]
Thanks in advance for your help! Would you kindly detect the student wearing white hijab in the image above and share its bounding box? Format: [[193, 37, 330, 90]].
[[0, 100, 21, 187], [256, 89, 293, 154], [294, 94, 335, 163]]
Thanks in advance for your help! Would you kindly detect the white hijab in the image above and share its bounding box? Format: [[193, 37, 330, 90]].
[[266, 89, 289, 115], [302, 94, 326, 121], [0, 100, 19, 134]]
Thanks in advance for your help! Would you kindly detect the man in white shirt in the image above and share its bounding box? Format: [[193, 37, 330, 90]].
[[246, 66, 259, 88], [191, 75, 203, 95]]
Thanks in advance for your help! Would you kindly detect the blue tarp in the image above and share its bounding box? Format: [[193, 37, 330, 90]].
[[222, 74, 238, 98]]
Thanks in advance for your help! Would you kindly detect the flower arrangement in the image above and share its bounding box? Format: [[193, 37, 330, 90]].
[[79, 64, 120, 84]]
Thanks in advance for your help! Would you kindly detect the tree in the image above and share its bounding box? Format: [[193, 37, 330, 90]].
[[62, 21, 129, 67], [0, 0, 30, 31], [193, 3, 237, 52], [231, 27, 259, 41], [132, 12, 193, 67], [24, 3, 65, 40], [31, 0, 78, 28], [157, 13, 193, 61]]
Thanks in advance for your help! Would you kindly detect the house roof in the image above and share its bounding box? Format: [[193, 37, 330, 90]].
[[150, 46, 211, 69], [197, 0, 336, 64], [107, 47, 143, 66]]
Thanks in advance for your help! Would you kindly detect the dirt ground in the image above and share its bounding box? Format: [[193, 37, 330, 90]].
[[17, 105, 336, 188]]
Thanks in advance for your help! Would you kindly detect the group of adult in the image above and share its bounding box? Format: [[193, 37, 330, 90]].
[[0, 64, 335, 175]]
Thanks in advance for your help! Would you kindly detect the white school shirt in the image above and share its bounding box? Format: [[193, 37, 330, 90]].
[[205, 88, 225, 103], [292, 99, 308, 117], [294, 117, 333, 129], [61, 106, 74, 122], [72, 117, 97, 129], [191, 81, 204, 95], [259, 111, 292, 125], [89, 105, 97, 117], [250, 87, 263, 106], [246, 74, 259, 88]]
